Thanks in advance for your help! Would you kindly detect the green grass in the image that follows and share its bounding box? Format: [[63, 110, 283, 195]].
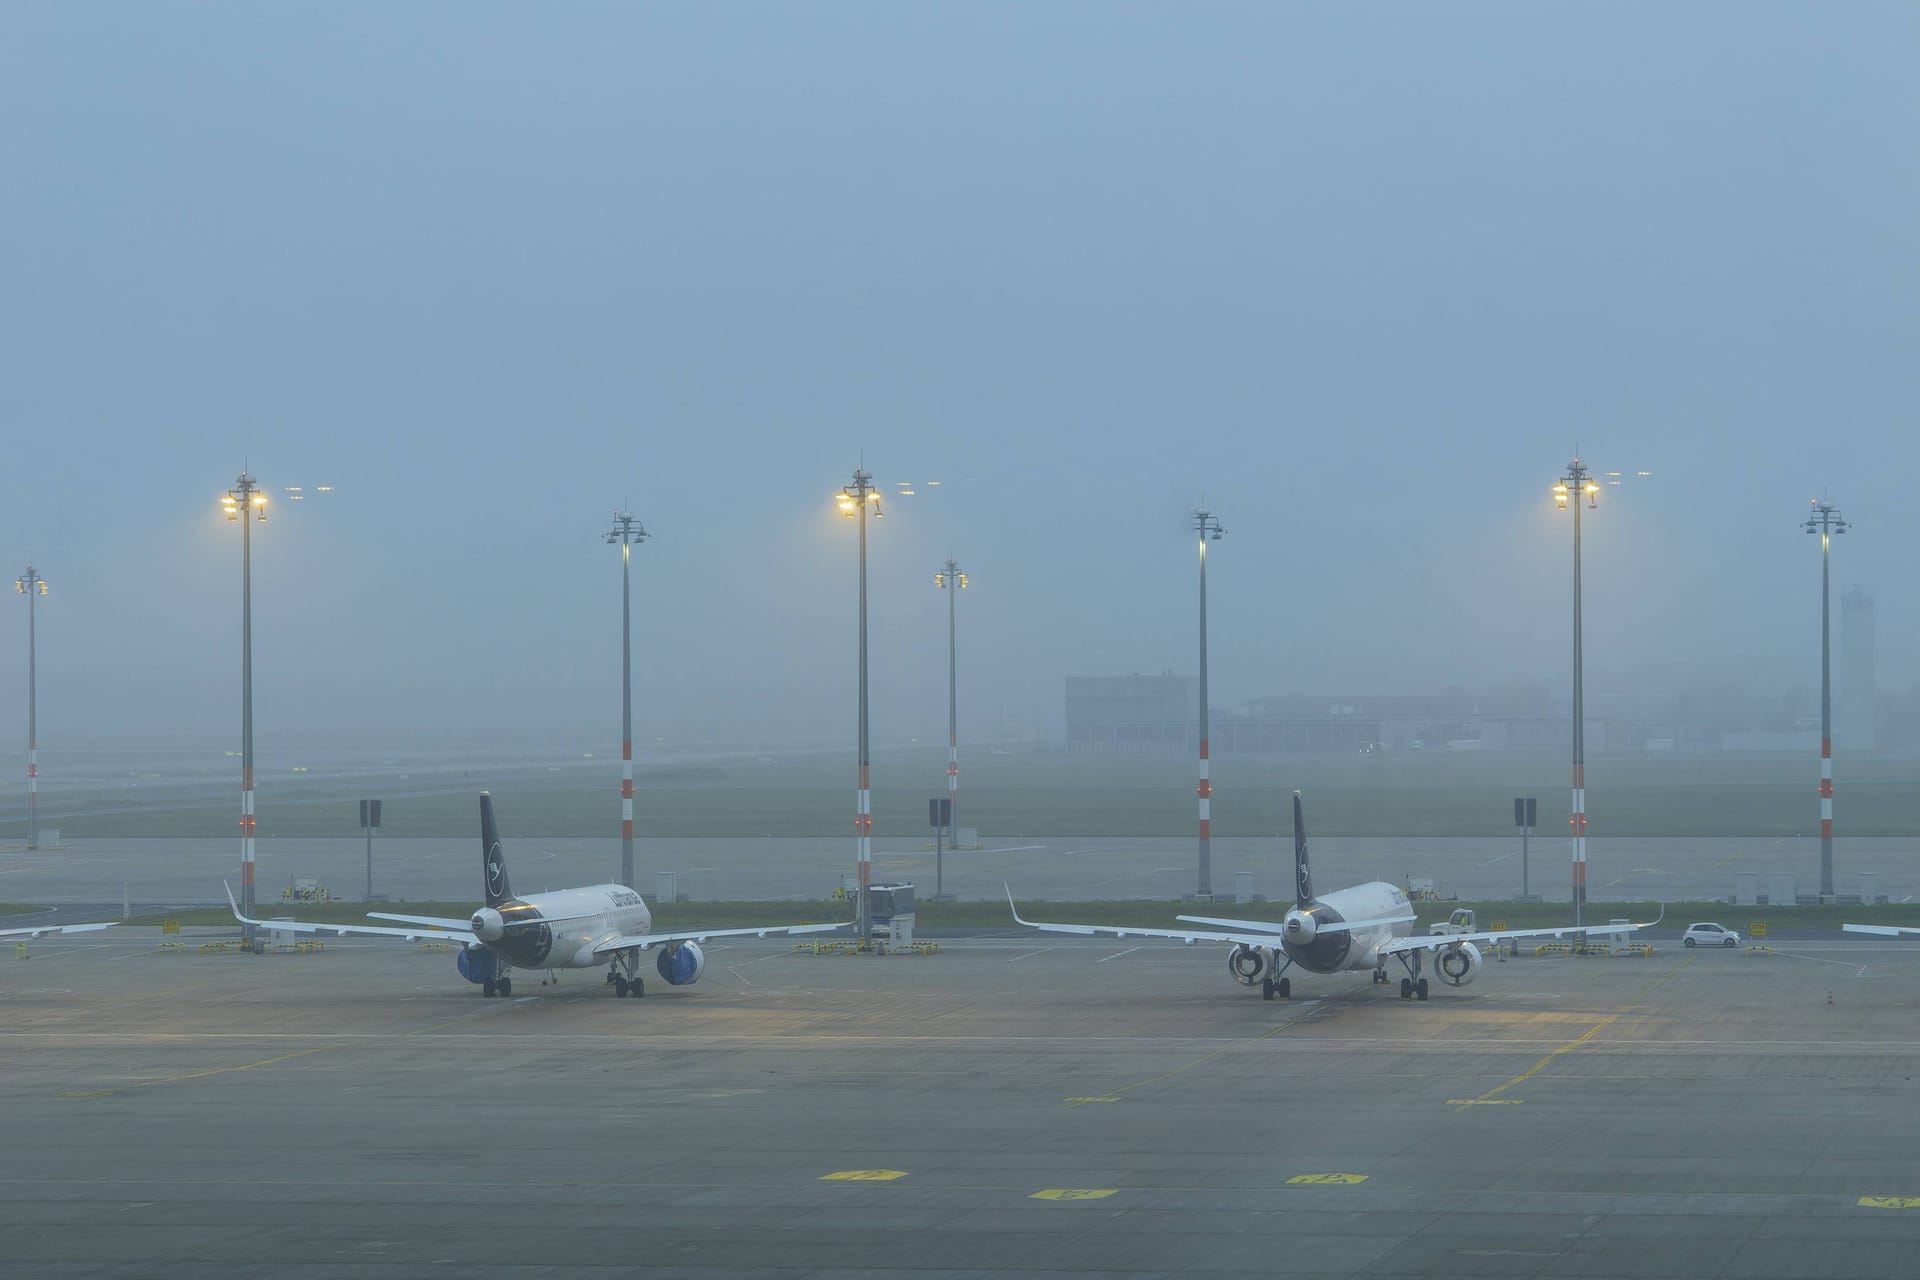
[[30, 748, 1920, 839], [0, 904, 51, 918], [119, 897, 1920, 932]]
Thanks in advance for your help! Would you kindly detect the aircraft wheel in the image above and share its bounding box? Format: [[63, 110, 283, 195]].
[[1261, 977, 1274, 1000], [614, 977, 629, 998], [1416, 978, 1430, 1002], [1400, 977, 1413, 999], [497, 977, 512, 997], [1684, 937, 1696, 948], [482, 980, 497, 998], [606, 971, 617, 984], [631, 978, 644, 998], [1278, 977, 1291, 999]]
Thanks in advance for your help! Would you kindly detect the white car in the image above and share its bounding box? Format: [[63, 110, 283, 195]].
[[1683, 922, 1741, 948]]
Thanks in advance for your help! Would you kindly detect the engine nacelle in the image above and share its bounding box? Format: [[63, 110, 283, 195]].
[[469, 908, 505, 942], [1282, 909, 1317, 945], [656, 940, 706, 986], [1435, 941, 1482, 987], [456, 944, 499, 985], [1226, 944, 1270, 986]]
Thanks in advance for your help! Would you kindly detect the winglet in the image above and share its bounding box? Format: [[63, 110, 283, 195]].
[[224, 880, 266, 928], [1005, 882, 1035, 928]]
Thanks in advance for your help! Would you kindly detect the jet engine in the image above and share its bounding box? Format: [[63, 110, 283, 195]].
[[1435, 941, 1482, 987], [1226, 944, 1270, 986], [456, 943, 499, 986], [656, 940, 706, 986]]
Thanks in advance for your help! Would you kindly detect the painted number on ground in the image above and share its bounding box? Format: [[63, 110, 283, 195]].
[[1860, 1197, 1920, 1209], [1032, 1189, 1118, 1201], [820, 1169, 909, 1182], [1285, 1173, 1368, 1185]]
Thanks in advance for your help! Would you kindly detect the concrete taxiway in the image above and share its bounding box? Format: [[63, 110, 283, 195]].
[[4, 929, 1920, 1277]]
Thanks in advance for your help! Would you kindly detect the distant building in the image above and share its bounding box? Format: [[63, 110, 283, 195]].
[[1840, 587, 1876, 752], [1065, 681, 1631, 755], [1064, 673, 1196, 753]]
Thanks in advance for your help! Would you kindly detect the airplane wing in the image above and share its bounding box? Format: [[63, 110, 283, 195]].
[[1007, 888, 1287, 949], [1842, 923, 1920, 937], [591, 919, 850, 955], [1176, 911, 1416, 935], [369, 911, 478, 930], [227, 883, 478, 945], [1376, 914, 1661, 956], [0, 920, 117, 941]]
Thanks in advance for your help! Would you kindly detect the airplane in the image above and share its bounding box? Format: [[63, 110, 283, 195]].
[[1008, 792, 1655, 1001], [1842, 924, 1920, 938], [227, 791, 848, 999], [0, 920, 117, 941]]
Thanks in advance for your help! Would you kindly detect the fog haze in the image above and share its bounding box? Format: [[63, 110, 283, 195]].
[[2, 2, 1915, 751]]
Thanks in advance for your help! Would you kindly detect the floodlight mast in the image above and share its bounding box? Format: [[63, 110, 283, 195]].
[[14, 565, 47, 849], [1803, 498, 1849, 901], [1194, 508, 1224, 902], [935, 559, 967, 851], [839, 470, 882, 944], [1552, 460, 1598, 930], [221, 472, 268, 944], [605, 510, 649, 890]]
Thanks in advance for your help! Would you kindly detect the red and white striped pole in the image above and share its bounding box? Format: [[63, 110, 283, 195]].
[[16, 565, 46, 850], [607, 512, 648, 890], [937, 560, 966, 848], [841, 470, 880, 943], [1194, 509, 1223, 901], [1555, 461, 1595, 928], [1804, 499, 1848, 901], [223, 473, 266, 943]]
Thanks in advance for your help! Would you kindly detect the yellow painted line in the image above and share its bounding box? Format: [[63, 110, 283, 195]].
[[1445, 1098, 1521, 1106], [1067, 1002, 1325, 1106], [1285, 1173, 1368, 1185], [1860, 1197, 1920, 1209], [141, 1047, 324, 1088], [1452, 955, 1695, 1111], [820, 1169, 908, 1182], [1032, 1189, 1118, 1201], [57, 1090, 116, 1098]]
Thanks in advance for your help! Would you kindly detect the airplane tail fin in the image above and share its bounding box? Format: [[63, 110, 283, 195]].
[[1293, 791, 1313, 909], [480, 792, 513, 907]]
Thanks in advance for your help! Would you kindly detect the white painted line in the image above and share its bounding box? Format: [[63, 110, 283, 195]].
[[1008, 948, 1053, 963], [1097, 947, 1143, 963]]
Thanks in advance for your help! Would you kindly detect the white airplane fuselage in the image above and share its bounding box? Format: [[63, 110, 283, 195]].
[[470, 885, 653, 971], [1274, 881, 1416, 974]]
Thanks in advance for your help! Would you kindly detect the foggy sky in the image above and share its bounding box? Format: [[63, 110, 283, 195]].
[[2, 2, 1915, 751]]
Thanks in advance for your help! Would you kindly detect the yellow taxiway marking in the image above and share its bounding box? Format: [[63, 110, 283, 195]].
[[1032, 1189, 1118, 1201], [1445, 1098, 1522, 1106], [55, 1046, 326, 1098], [820, 1169, 909, 1182], [1285, 1173, 1368, 1185], [1452, 955, 1694, 1111], [1065, 1002, 1326, 1106], [1860, 1197, 1920, 1209]]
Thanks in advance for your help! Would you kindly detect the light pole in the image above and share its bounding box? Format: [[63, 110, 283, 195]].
[[934, 559, 966, 851], [14, 565, 47, 849], [606, 510, 649, 889], [1553, 461, 1598, 928], [1194, 508, 1224, 902], [1803, 498, 1849, 902], [839, 470, 882, 943], [222, 474, 268, 944]]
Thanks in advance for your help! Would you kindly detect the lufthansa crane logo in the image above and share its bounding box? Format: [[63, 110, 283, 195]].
[[1297, 862, 1311, 900], [486, 843, 504, 897]]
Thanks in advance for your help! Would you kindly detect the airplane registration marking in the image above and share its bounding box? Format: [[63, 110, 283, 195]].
[[1032, 1189, 1118, 1200], [1450, 955, 1694, 1111], [820, 1169, 909, 1182], [1285, 1173, 1368, 1185], [1860, 1197, 1920, 1209]]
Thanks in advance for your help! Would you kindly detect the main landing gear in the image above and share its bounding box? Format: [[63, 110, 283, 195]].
[[482, 973, 514, 998], [1261, 959, 1295, 1001], [1390, 950, 1431, 1002], [606, 948, 646, 999]]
